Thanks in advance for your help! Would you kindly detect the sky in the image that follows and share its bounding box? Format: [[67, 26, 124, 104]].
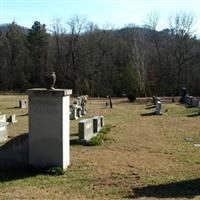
[[0, 0, 200, 34]]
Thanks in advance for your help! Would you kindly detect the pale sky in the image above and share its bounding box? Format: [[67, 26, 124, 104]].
[[0, 0, 200, 34]]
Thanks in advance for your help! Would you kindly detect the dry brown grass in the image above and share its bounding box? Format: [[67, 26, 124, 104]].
[[0, 96, 200, 199]]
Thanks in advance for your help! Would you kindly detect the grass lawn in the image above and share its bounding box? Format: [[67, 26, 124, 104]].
[[0, 95, 200, 199]]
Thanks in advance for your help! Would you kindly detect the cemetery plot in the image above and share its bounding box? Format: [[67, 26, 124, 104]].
[[0, 96, 200, 199]]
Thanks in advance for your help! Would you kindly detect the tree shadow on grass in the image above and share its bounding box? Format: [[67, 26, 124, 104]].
[[140, 112, 158, 116], [0, 169, 40, 183], [0, 133, 29, 170], [0, 133, 39, 182], [187, 113, 200, 117], [127, 178, 200, 199], [145, 105, 156, 109]]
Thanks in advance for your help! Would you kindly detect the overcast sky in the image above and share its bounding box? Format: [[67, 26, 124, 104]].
[[1, 0, 200, 34]]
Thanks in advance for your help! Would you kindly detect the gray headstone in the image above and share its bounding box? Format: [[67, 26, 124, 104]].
[[189, 96, 193, 106], [79, 118, 94, 141], [70, 105, 78, 120], [77, 107, 82, 118], [81, 103, 87, 115], [155, 101, 162, 115], [191, 98, 199, 107]]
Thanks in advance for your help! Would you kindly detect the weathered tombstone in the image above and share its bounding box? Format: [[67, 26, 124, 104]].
[[189, 96, 193, 106], [185, 94, 190, 104], [19, 99, 27, 109], [8, 114, 17, 123], [155, 101, 162, 115], [79, 118, 94, 141], [70, 105, 78, 120], [179, 87, 187, 104], [81, 103, 87, 115], [76, 97, 82, 106], [93, 116, 101, 133], [191, 98, 199, 107], [100, 116, 104, 127], [0, 122, 8, 143], [152, 96, 157, 105], [109, 96, 113, 108], [27, 88, 72, 170], [77, 106, 82, 118]]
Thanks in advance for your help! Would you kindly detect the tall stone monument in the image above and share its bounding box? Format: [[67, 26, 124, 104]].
[[27, 72, 72, 169]]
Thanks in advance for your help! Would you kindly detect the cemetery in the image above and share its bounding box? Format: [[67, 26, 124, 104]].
[[0, 91, 200, 199]]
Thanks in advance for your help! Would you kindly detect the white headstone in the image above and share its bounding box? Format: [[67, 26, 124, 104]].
[[79, 118, 94, 141]]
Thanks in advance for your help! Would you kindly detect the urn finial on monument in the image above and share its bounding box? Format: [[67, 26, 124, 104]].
[[45, 72, 56, 90]]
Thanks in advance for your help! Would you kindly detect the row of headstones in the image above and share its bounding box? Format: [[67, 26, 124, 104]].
[[70, 95, 87, 120], [79, 116, 104, 142], [185, 95, 199, 107], [0, 114, 17, 143], [0, 98, 26, 143]]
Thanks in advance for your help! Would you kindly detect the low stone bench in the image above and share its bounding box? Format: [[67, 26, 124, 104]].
[[79, 118, 94, 141]]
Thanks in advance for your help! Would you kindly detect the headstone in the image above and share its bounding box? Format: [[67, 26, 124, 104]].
[[27, 88, 72, 170], [76, 97, 82, 106], [70, 105, 78, 120], [93, 116, 101, 133], [0, 114, 7, 123], [152, 96, 157, 105], [100, 116, 104, 127], [0, 122, 8, 143], [191, 98, 199, 107], [179, 87, 187, 104], [81, 103, 87, 115], [19, 99, 27, 109], [155, 101, 162, 115], [185, 94, 190, 104], [189, 96, 193, 106], [8, 114, 17, 123], [77, 106, 82, 118], [79, 118, 94, 141]]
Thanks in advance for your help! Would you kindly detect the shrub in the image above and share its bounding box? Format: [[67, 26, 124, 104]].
[[88, 124, 112, 146], [88, 135, 103, 146], [46, 167, 65, 176], [127, 93, 136, 102]]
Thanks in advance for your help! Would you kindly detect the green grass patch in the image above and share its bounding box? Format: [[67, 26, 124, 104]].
[[88, 124, 112, 146]]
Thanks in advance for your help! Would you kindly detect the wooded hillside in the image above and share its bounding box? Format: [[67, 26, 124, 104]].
[[0, 13, 199, 96]]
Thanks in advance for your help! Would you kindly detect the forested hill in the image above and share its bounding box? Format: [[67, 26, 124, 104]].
[[0, 17, 200, 97]]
